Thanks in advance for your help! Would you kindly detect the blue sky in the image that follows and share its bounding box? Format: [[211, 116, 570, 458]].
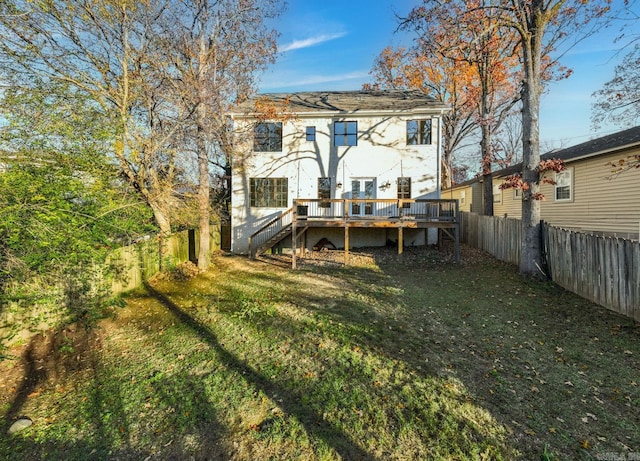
[[259, 0, 638, 152]]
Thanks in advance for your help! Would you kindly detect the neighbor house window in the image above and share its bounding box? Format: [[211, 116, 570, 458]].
[[493, 184, 502, 204], [514, 188, 522, 199], [318, 177, 331, 208], [306, 126, 316, 141], [555, 169, 572, 201], [397, 177, 411, 208], [406, 119, 432, 145], [253, 122, 282, 152], [460, 190, 466, 205], [250, 178, 288, 207], [334, 121, 357, 146]]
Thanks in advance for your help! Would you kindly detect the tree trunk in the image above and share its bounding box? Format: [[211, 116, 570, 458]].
[[197, 135, 211, 270], [481, 122, 493, 216], [149, 202, 172, 237], [520, 44, 543, 277], [196, 27, 211, 270], [441, 158, 452, 190]]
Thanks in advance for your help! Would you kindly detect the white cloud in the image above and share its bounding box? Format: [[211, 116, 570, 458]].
[[260, 70, 369, 90], [279, 32, 347, 52], [294, 71, 370, 86]]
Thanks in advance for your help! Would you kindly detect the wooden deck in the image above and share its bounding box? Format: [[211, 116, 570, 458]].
[[249, 198, 460, 268]]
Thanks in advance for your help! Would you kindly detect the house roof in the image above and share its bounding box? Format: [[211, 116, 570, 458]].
[[452, 125, 640, 187], [230, 90, 449, 116]]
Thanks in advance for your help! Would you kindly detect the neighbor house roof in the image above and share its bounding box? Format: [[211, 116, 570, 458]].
[[542, 125, 640, 164], [230, 90, 449, 117], [452, 125, 640, 187]]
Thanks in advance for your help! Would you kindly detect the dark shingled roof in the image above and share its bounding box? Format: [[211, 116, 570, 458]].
[[451, 125, 640, 187], [542, 125, 640, 163], [495, 125, 640, 179], [231, 90, 448, 115]]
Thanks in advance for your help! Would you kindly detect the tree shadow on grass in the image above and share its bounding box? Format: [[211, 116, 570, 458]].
[[143, 281, 375, 460], [1, 325, 142, 459], [2, 324, 97, 428]]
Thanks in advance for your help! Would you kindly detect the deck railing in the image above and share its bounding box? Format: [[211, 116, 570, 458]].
[[249, 199, 459, 259], [293, 198, 458, 222], [248, 207, 294, 258]]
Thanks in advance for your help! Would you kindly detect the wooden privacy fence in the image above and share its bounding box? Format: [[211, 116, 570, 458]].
[[108, 228, 220, 295], [459, 212, 521, 266], [459, 212, 639, 322], [544, 226, 639, 321]]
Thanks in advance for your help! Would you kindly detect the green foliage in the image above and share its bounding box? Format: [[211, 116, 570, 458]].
[[0, 79, 156, 337]]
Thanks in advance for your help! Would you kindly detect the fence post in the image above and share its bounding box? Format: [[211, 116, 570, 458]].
[[540, 220, 551, 280]]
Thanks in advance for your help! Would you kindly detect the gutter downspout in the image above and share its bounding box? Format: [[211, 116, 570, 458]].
[[436, 112, 444, 199]]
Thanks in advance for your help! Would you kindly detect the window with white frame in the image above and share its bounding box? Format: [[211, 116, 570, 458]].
[[555, 169, 572, 201], [460, 190, 466, 205], [249, 178, 288, 207], [406, 119, 432, 145], [253, 122, 282, 152], [493, 184, 502, 204], [514, 188, 522, 199]]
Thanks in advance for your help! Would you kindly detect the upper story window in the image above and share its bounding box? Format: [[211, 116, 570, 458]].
[[249, 177, 288, 208], [306, 126, 316, 142], [555, 169, 572, 201], [253, 122, 282, 152], [406, 119, 432, 145], [334, 121, 357, 146]]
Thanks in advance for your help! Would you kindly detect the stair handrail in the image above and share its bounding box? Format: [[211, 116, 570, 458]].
[[248, 207, 294, 258]]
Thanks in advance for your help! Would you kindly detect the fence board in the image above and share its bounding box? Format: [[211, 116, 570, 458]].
[[109, 227, 220, 296]]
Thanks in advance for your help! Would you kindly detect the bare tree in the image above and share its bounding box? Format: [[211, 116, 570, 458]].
[[494, 0, 616, 277], [0, 0, 282, 270], [493, 109, 523, 168], [366, 46, 478, 189], [156, 0, 281, 269], [592, 43, 640, 130], [0, 1, 184, 236]]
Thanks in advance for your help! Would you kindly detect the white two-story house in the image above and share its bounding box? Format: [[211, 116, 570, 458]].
[[229, 90, 456, 260]]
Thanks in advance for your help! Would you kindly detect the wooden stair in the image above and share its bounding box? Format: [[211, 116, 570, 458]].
[[253, 224, 292, 257]]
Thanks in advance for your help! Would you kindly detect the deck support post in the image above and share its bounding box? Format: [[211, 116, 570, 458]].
[[454, 200, 460, 263], [292, 220, 297, 270], [454, 222, 460, 263], [398, 226, 403, 255], [344, 225, 350, 265]]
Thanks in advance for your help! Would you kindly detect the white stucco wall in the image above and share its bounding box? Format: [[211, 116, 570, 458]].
[[230, 113, 442, 254]]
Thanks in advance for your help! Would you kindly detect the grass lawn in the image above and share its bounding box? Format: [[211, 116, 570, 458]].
[[1, 245, 639, 460]]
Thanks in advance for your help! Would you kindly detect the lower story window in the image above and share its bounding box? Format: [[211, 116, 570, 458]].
[[250, 178, 288, 207], [555, 170, 572, 201], [493, 184, 502, 204]]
